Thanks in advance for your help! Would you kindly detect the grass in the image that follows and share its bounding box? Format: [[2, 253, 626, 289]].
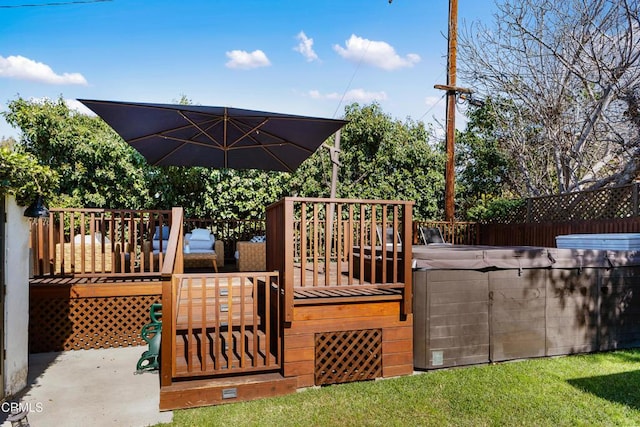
[[158, 350, 640, 426]]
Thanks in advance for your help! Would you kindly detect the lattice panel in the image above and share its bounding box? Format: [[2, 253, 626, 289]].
[[488, 184, 637, 224], [314, 329, 382, 386], [529, 186, 633, 223], [29, 295, 161, 353]]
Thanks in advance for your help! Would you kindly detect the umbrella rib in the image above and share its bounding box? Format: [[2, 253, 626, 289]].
[[178, 110, 224, 147], [227, 117, 314, 154], [158, 135, 225, 150], [240, 131, 295, 172], [126, 118, 221, 145]]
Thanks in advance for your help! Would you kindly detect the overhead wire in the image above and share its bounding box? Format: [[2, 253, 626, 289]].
[[332, 38, 372, 119], [0, 0, 111, 8]]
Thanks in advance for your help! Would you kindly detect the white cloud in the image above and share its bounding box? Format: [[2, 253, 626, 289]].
[[225, 50, 271, 69], [294, 31, 319, 62], [333, 34, 420, 71], [0, 55, 88, 85], [308, 88, 387, 103]]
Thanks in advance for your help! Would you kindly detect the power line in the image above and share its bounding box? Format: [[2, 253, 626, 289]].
[[0, 0, 111, 8], [332, 38, 372, 119], [418, 92, 446, 121]]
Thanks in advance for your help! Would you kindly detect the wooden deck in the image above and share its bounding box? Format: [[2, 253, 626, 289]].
[[29, 199, 415, 410]]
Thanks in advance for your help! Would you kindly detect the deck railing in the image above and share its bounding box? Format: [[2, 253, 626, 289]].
[[267, 197, 414, 322], [30, 208, 172, 276], [166, 271, 281, 379]]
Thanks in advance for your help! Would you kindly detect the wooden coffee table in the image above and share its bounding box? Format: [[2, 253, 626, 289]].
[[183, 252, 218, 272]]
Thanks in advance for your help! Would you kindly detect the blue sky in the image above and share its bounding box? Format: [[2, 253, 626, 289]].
[[0, 0, 497, 140]]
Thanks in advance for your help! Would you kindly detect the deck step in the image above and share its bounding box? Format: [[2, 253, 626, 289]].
[[160, 372, 297, 411]]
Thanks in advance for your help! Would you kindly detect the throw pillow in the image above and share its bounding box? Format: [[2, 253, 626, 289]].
[[190, 228, 211, 241], [154, 226, 170, 240]]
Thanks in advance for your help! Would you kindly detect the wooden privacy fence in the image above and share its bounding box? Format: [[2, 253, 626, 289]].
[[480, 183, 640, 247], [481, 216, 640, 247], [488, 183, 640, 224]]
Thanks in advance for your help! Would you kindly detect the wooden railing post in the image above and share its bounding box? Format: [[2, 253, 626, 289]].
[[401, 202, 413, 316], [160, 275, 174, 387], [283, 198, 295, 323]]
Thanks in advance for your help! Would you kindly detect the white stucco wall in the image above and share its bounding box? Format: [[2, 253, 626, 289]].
[[3, 196, 30, 397]]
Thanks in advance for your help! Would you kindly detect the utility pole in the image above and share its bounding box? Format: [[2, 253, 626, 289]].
[[395, 0, 471, 221], [443, 0, 458, 221]]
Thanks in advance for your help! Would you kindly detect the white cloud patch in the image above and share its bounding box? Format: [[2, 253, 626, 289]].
[[294, 31, 319, 62], [333, 34, 420, 71], [308, 88, 387, 103], [0, 55, 88, 85], [225, 50, 271, 69]]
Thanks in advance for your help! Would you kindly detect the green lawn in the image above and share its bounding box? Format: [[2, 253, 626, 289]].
[[159, 350, 640, 426]]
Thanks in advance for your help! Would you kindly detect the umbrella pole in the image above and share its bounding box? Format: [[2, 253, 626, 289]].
[[326, 130, 341, 262]]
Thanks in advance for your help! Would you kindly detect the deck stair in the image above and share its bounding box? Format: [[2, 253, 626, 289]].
[[160, 372, 297, 410]]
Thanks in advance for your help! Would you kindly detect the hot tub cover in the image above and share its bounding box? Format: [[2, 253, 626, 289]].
[[412, 245, 640, 270]]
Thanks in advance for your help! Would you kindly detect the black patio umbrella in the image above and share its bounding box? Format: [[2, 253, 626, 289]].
[[79, 99, 347, 172]]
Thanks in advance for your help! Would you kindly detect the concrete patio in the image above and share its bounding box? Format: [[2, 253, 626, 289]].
[[1, 346, 173, 427]]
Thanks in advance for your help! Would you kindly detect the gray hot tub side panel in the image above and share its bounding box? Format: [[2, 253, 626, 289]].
[[545, 267, 599, 356], [489, 268, 547, 362], [599, 266, 640, 350], [412, 245, 640, 370], [414, 269, 489, 370]]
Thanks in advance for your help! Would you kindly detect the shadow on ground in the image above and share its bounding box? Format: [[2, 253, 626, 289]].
[[568, 369, 640, 410]]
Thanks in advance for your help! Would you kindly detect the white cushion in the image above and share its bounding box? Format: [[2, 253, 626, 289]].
[[250, 235, 266, 243], [153, 239, 169, 251], [190, 228, 212, 241], [187, 238, 213, 251], [73, 233, 111, 245]]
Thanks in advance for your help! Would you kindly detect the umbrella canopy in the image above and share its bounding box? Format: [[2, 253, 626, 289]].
[[79, 99, 347, 172]]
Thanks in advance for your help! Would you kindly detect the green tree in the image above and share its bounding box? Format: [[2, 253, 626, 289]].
[[3, 96, 151, 208], [148, 167, 290, 220], [0, 146, 59, 206], [290, 103, 445, 220], [456, 100, 512, 218], [459, 0, 640, 195]]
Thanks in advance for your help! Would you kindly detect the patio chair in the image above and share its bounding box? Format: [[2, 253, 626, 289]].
[[419, 226, 451, 245], [376, 225, 402, 246], [236, 238, 266, 271]]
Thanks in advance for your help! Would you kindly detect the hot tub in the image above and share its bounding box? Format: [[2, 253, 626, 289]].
[[412, 245, 640, 370]]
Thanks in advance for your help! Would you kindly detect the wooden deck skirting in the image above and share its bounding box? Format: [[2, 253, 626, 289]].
[[29, 280, 162, 352]]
